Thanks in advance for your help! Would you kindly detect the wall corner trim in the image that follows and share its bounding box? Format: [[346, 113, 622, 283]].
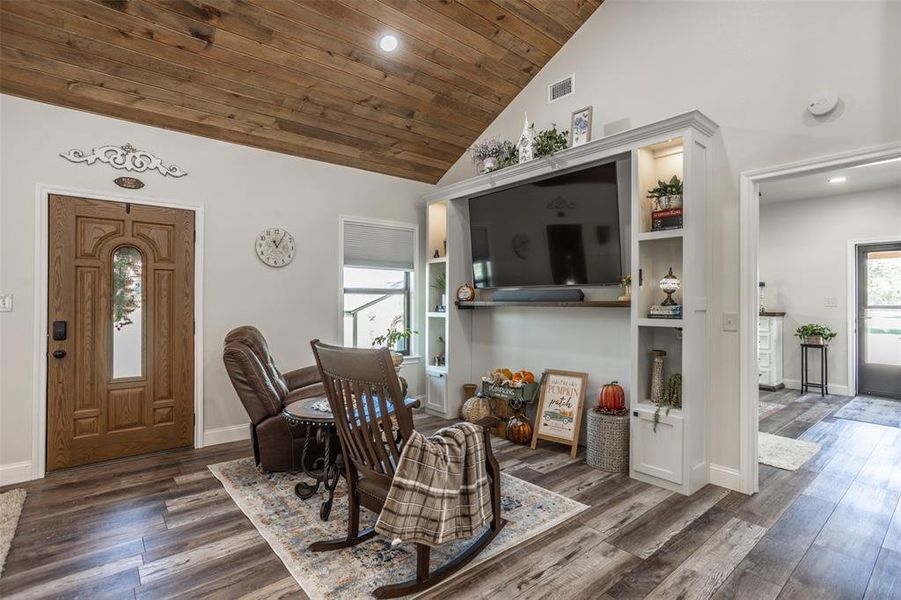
[[203, 424, 250, 447], [0, 461, 35, 486], [708, 463, 745, 493]]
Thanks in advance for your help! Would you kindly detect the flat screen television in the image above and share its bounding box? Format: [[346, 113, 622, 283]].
[[468, 157, 630, 289]]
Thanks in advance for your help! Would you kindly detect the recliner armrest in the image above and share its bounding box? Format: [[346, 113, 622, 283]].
[[283, 365, 321, 391]]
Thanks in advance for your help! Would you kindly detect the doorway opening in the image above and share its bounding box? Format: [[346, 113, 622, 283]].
[[739, 143, 901, 494]]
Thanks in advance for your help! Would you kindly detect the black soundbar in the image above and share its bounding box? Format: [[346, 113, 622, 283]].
[[492, 289, 585, 302]]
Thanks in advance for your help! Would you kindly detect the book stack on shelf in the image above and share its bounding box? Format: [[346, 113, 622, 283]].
[[648, 305, 682, 319]]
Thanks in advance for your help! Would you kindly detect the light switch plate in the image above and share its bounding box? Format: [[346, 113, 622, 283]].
[[824, 297, 838, 308], [0, 294, 12, 312], [723, 312, 738, 332]]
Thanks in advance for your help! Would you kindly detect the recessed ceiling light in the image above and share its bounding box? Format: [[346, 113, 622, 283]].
[[379, 35, 398, 52], [828, 176, 847, 184]]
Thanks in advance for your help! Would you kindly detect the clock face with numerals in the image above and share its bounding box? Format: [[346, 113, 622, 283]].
[[255, 227, 296, 267]]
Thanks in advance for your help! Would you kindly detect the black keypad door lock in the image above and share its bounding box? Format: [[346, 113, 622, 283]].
[[53, 321, 67, 341]]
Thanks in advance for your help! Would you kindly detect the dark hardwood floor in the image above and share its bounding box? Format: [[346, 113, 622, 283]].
[[2, 392, 900, 599]]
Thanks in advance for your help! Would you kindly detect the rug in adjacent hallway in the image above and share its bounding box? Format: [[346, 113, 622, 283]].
[[210, 457, 588, 599], [0, 488, 26, 578], [834, 396, 901, 428], [758, 433, 820, 471], [758, 400, 786, 421]]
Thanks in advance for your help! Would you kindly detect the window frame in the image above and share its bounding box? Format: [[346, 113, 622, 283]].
[[338, 215, 419, 359], [343, 270, 413, 354]]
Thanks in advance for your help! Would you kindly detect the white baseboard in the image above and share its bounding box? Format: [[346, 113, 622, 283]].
[[0, 461, 34, 486], [709, 463, 744, 492], [203, 424, 250, 447], [783, 378, 849, 397]]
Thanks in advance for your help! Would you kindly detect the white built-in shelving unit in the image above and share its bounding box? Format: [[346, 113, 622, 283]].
[[424, 203, 450, 416], [423, 111, 717, 494]]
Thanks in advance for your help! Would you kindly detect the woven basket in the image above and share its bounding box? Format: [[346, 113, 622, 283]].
[[586, 410, 630, 472]]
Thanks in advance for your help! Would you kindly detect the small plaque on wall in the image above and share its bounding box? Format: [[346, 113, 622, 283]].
[[114, 176, 145, 189]]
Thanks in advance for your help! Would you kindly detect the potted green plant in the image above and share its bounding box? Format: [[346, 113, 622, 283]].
[[794, 323, 836, 346], [647, 175, 683, 210], [653, 374, 682, 432], [533, 125, 569, 158], [431, 271, 447, 311], [372, 326, 416, 368], [493, 140, 519, 170], [469, 137, 505, 173]]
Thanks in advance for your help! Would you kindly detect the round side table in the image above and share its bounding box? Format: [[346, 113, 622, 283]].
[[282, 397, 343, 521]]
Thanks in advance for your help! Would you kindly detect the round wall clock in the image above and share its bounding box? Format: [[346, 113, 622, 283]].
[[255, 227, 296, 267]]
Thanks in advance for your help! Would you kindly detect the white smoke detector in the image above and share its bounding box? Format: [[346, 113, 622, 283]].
[[807, 92, 839, 117]]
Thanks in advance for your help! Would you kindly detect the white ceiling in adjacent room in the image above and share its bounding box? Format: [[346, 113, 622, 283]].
[[760, 156, 901, 204]]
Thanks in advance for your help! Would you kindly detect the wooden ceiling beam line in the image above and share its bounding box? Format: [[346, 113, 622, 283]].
[[76, 0, 492, 135], [0, 64, 444, 183], [5, 1, 478, 148]]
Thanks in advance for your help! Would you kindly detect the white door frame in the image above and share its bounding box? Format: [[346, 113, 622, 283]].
[[738, 142, 901, 494], [32, 184, 205, 481]]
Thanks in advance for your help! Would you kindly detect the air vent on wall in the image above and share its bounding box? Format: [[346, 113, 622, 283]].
[[547, 74, 575, 104]]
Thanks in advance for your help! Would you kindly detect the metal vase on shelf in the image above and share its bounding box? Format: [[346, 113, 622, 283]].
[[650, 349, 667, 404]]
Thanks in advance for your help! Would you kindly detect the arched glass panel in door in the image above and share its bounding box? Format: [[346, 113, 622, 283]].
[[112, 246, 143, 379]]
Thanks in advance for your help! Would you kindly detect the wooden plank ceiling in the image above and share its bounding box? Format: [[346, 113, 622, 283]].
[[0, 0, 601, 183]]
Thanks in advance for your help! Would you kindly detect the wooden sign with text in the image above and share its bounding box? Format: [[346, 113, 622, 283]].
[[530, 369, 588, 458]]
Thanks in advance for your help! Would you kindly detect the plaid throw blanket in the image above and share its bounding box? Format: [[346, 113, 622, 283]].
[[375, 422, 492, 547]]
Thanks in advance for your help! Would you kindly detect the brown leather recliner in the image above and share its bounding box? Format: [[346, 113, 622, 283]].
[[223, 326, 326, 472]]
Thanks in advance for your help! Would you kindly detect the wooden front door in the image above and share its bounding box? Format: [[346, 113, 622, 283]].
[[47, 195, 194, 470]]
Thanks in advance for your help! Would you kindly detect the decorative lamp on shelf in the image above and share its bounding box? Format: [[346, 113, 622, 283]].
[[659, 267, 681, 306]]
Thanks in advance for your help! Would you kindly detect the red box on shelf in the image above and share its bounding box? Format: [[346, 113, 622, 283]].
[[652, 207, 683, 231]]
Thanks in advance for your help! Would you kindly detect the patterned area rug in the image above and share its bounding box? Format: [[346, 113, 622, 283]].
[[758, 433, 820, 471], [758, 400, 786, 421], [210, 457, 588, 599], [0, 489, 26, 578]]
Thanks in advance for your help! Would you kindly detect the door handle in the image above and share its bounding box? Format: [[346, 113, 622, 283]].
[[52, 349, 66, 359]]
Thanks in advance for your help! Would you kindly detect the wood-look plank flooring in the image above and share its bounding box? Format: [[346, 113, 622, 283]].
[[2, 392, 900, 599]]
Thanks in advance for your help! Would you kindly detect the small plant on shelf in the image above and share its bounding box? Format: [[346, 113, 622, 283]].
[[469, 137, 505, 173], [431, 271, 447, 292], [653, 374, 682, 432], [647, 175, 683, 200], [533, 125, 569, 158], [794, 323, 836, 345]]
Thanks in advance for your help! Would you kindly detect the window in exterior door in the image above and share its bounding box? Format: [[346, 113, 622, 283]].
[[112, 246, 144, 379]]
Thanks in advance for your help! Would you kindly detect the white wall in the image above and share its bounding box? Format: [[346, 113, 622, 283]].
[[760, 186, 901, 393], [439, 0, 901, 470], [0, 95, 431, 481]]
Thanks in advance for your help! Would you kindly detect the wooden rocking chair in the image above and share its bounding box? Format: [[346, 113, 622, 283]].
[[309, 340, 506, 598]]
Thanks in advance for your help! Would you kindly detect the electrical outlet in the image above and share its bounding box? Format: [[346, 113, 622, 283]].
[[0, 294, 12, 312], [824, 297, 838, 308], [723, 312, 738, 332]]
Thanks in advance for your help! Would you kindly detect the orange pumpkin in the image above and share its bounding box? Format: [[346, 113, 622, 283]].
[[506, 412, 533, 444], [520, 370, 535, 383], [598, 381, 625, 411]]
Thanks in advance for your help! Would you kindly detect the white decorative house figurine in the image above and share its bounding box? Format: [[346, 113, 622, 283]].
[[517, 113, 534, 164]]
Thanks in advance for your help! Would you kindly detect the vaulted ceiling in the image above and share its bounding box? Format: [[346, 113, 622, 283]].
[[0, 0, 602, 183]]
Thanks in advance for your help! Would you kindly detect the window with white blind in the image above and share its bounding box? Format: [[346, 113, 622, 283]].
[[341, 217, 417, 354]]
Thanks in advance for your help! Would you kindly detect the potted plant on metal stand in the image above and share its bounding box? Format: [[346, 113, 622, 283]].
[[794, 323, 836, 346], [586, 381, 629, 472]]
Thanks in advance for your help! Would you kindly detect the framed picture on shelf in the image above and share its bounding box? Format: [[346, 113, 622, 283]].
[[530, 369, 588, 458], [570, 106, 593, 147]]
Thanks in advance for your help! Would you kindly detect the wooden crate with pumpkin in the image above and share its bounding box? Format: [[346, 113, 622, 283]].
[[481, 369, 539, 440]]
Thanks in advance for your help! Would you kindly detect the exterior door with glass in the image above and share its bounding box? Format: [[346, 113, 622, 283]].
[[47, 195, 194, 470], [857, 242, 901, 400]]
